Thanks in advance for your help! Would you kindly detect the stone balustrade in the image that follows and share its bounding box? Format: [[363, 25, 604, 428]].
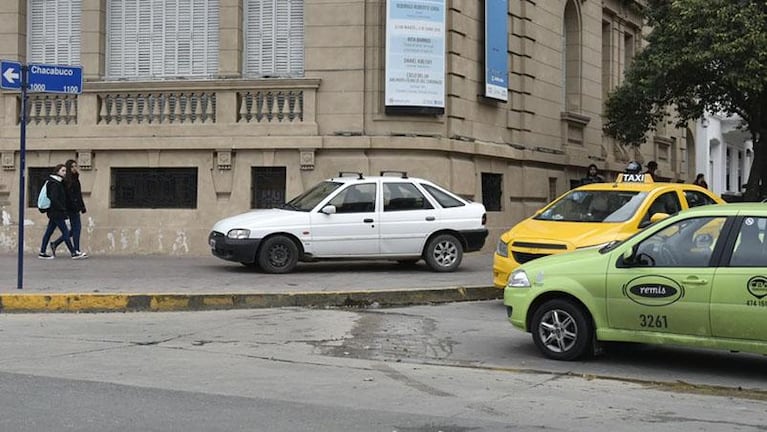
[[1, 78, 320, 143]]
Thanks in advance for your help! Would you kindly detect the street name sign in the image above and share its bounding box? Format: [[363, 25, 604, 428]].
[[0, 60, 83, 94], [28, 63, 83, 94]]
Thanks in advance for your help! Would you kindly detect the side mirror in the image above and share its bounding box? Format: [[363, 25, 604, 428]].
[[650, 212, 670, 224], [320, 205, 337, 215], [622, 248, 634, 264]]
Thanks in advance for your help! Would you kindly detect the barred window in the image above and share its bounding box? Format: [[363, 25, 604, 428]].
[[28, 0, 81, 65], [481, 173, 502, 212], [27, 167, 52, 208], [106, 0, 219, 80], [111, 168, 198, 208], [244, 0, 304, 77], [251, 166, 286, 209]]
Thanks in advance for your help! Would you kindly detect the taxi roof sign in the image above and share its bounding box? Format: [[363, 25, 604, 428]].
[[616, 173, 654, 184]]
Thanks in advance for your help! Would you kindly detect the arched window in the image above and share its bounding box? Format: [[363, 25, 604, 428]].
[[562, 0, 581, 112]]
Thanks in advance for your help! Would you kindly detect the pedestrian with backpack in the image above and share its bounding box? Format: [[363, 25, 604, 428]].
[[50, 159, 88, 258], [38, 164, 85, 260]]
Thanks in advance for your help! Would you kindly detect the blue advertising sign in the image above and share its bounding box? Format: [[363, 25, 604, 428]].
[[485, 0, 508, 101], [28, 63, 83, 94], [1, 60, 22, 89], [385, 0, 446, 110]]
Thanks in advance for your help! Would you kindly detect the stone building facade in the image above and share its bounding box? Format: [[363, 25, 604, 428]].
[[0, 0, 687, 256]]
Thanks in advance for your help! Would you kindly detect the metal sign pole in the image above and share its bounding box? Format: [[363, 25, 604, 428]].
[[17, 65, 27, 290]]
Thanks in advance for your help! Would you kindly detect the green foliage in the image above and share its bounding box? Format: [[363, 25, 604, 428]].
[[604, 0, 767, 199], [605, 0, 767, 144]]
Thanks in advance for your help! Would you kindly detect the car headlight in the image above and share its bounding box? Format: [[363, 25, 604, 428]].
[[496, 239, 509, 257], [507, 270, 531, 288], [227, 228, 251, 239]]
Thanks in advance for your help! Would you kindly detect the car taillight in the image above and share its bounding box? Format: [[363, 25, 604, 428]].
[[481, 213, 487, 225]]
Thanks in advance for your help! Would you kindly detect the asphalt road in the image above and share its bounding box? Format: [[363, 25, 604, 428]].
[[0, 302, 764, 431]]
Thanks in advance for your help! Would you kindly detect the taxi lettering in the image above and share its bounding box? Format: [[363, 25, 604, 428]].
[[625, 277, 683, 306], [620, 173, 646, 183], [636, 286, 669, 296]]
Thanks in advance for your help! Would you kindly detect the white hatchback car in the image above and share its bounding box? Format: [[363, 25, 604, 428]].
[[209, 171, 488, 273]]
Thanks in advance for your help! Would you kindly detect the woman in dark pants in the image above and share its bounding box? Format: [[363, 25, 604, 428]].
[[39, 164, 85, 260], [51, 159, 88, 257]]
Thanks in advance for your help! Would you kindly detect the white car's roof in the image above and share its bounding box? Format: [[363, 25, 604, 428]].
[[327, 172, 428, 183]]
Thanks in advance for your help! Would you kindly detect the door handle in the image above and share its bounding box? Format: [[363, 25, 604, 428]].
[[682, 277, 708, 285], [363, 218, 374, 223], [425, 216, 435, 221]]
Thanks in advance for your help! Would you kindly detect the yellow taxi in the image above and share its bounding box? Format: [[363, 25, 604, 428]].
[[493, 173, 725, 288]]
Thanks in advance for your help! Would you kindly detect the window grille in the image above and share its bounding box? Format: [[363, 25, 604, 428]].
[[481, 173, 502, 212], [111, 167, 198, 208], [27, 167, 51, 208], [251, 167, 286, 209]]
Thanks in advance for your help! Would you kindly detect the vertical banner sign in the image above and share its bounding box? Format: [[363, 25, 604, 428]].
[[485, 0, 508, 101], [385, 0, 446, 114]]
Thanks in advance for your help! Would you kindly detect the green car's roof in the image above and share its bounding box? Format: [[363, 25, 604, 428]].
[[682, 202, 767, 216]]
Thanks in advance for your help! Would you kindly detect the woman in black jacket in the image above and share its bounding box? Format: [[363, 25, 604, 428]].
[[51, 159, 88, 257], [39, 164, 84, 259]]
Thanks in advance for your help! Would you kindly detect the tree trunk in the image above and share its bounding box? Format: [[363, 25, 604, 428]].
[[744, 128, 766, 202]]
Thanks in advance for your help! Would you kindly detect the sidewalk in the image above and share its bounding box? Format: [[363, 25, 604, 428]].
[[0, 253, 501, 313]]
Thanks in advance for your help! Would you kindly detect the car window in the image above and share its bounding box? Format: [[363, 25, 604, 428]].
[[728, 217, 767, 267], [640, 191, 682, 226], [383, 182, 434, 211], [632, 216, 727, 267], [684, 190, 717, 208], [535, 190, 644, 222], [328, 183, 376, 213], [284, 181, 343, 211], [421, 184, 465, 208]]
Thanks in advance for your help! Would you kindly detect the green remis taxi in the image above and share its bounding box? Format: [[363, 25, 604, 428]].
[[504, 203, 767, 361]]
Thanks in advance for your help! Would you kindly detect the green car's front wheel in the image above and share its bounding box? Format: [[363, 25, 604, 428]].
[[531, 299, 593, 361]]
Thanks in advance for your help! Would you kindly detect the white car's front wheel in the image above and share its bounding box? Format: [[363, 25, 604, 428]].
[[258, 235, 299, 274], [424, 234, 463, 272]]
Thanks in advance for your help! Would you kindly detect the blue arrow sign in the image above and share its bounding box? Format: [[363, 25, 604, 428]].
[[1, 60, 22, 89], [28, 63, 83, 94]]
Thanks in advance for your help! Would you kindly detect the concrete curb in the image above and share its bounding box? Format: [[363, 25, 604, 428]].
[[0, 285, 502, 313]]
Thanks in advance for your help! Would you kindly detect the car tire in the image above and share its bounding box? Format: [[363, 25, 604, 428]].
[[424, 234, 463, 272], [530, 299, 593, 361], [258, 235, 299, 274]]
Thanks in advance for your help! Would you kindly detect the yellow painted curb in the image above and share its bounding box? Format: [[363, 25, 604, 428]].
[[0, 286, 502, 313]]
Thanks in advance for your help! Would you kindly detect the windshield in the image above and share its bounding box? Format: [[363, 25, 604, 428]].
[[535, 190, 647, 223], [281, 181, 343, 211]]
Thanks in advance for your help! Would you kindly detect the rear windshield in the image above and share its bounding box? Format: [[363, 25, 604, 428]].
[[422, 184, 465, 208], [535, 190, 647, 223]]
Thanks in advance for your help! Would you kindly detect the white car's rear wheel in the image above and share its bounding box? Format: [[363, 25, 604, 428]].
[[424, 234, 463, 272]]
